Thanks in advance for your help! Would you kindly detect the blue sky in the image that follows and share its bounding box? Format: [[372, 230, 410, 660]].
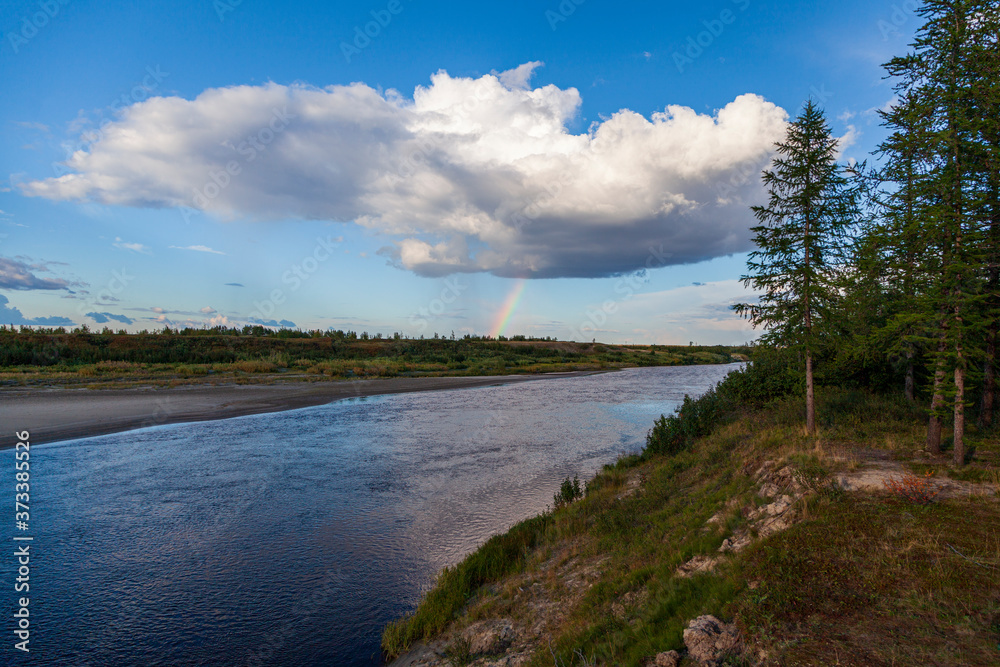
[[0, 0, 917, 343]]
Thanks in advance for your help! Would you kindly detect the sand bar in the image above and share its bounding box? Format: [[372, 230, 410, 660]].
[[0, 372, 600, 448]]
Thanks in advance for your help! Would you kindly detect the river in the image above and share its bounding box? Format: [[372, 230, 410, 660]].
[[1, 364, 738, 665]]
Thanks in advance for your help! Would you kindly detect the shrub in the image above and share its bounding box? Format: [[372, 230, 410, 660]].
[[554, 475, 583, 506], [883, 471, 939, 504], [715, 347, 802, 406], [644, 389, 726, 457], [233, 360, 277, 373]]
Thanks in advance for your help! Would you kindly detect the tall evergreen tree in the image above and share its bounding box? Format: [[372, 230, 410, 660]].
[[966, 3, 1000, 428], [883, 0, 991, 463], [868, 89, 938, 403], [736, 101, 858, 435]]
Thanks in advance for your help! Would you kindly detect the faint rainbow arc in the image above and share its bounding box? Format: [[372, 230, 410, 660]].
[[489, 279, 528, 338]]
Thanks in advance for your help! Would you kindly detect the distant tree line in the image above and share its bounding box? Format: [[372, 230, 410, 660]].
[[0, 323, 562, 343]]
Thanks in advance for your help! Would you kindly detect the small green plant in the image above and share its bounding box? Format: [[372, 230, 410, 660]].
[[443, 635, 474, 665], [555, 475, 583, 506]]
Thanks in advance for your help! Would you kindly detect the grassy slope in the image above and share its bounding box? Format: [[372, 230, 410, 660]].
[[0, 334, 747, 388], [383, 389, 1000, 666]]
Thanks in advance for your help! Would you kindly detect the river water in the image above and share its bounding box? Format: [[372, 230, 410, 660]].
[[1, 364, 738, 666]]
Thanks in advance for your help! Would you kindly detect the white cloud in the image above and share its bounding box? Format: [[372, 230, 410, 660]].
[[113, 237, 150, 254], [609, 279, 758, 344], [170, 244, 225, 255], [836, 124, 860, 158], [200, 306, 216, 314], [495, 61, 543, 90], [864, 96, 899, 120], [23, 65, 789, 278]]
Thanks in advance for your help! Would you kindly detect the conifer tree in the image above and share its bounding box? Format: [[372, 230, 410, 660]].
[[967, 3, 1000, 427], [736, 102, 858, 435], [883, 0, 991, 463]]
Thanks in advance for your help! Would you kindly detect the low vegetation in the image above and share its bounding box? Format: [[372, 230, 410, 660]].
[[381, 351, 999, 665]]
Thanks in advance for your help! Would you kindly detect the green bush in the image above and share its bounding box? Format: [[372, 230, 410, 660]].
[[644, 347, 801, 458], [716, 347, 802, 405], [644, 389, 726, 457], [554, 475, 583, 506]]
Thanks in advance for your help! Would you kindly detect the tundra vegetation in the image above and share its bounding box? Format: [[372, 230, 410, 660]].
[[0, 326, 747, 388]]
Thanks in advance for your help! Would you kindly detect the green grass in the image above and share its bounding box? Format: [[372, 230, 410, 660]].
[[381, 385, 1000, 665], [381, 513, 553, 657], [735, 494, 1000, 665]]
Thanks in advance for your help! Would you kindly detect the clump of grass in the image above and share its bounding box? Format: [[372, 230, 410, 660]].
[[232, 359, 277, 373], [382, 513, 552, 656], [95, 360, 142, 372], [443, 635, 474, 665]]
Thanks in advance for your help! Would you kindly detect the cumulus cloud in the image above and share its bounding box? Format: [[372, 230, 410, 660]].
[[200, 306, 216, 314], [171, 244, 225, 255], [0, 295, 74, 326], [0, 256, 74, 291], [87, 311, 134, 324], [23, 65, 789, 278]]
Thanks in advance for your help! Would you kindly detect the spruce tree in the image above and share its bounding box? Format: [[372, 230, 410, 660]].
[[883, 0, 991, 463], [736, 101, 858, 435]]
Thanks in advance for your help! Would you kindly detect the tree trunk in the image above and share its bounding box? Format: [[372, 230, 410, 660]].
[[954, 364, 965, 466], [806, 351, 816, 435], [905, 349, 915, 403], [927, 335, 947, 454], [984, 324, 997, 427], [982, 141, 999, 427]]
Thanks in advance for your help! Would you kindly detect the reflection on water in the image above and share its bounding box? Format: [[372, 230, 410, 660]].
[[1, 364, 738, 665]]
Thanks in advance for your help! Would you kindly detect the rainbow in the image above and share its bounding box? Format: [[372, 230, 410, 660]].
[[489, 279, 527, 338]]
